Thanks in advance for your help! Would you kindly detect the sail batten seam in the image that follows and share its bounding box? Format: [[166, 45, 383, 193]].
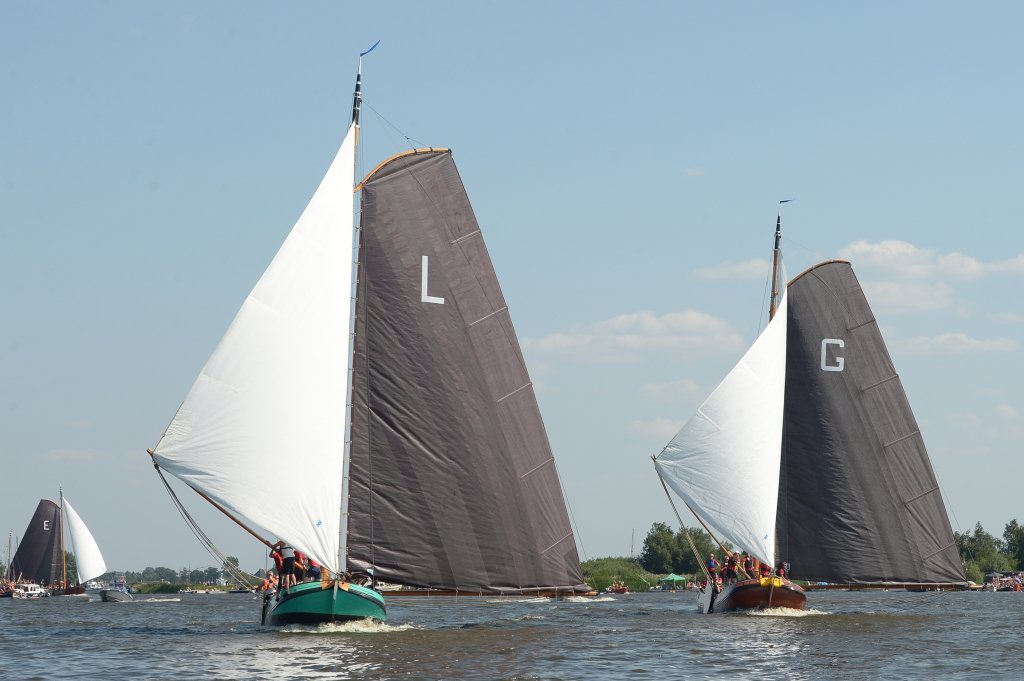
[[518, 457, 554, 480], [450, 230, 481, 245], [468, 306, 508, 327], [884, 430, 921, 448], [920, 540, 957, 562], [540, 531, 573, 555], [496, 383, 532, 404], [902, 485, 940, 506], [847, 317, 877, 332], [861, 374, 900, 392]]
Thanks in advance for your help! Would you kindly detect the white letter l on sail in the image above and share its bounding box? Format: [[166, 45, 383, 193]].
[[421, 255, 445, 305]]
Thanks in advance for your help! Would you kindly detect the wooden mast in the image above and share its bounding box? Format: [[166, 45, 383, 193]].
[[59, 488, 67, 588], [338, 39, 379, 578]]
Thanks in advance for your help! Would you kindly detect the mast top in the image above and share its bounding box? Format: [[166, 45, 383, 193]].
[[769, 200, 792, 320], [351, 40, 381, 127]]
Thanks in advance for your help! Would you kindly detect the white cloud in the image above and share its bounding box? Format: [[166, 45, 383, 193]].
[[840, 240, 1024, 280], [643, 378, 703, 402], [524, 310, 742, 362], [629, 417, 685, 441], [891, 332, 1018, 356], [67, 418, 91, 429], [684, 166, 706, 177], [694, 258, 770, 281], [995, 404, 1018, 421], [860, 280, 955, 314]]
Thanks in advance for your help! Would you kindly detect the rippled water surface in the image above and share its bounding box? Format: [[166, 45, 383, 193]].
[[0, 590, 1018, 679]]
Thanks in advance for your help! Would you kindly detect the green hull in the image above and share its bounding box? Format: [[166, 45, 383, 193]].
[[263, 581, 386, 626]]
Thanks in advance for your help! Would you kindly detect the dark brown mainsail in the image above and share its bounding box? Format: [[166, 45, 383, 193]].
[[347, 149, 586, 593], [776, 260, 965, 584], [10, 499, 62, 584]]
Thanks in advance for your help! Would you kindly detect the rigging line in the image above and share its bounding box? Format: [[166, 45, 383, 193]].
[[553, 457, 588, 563], [756, 266, 771, 338], [654, 464, 711, 582], [153, 466, 257, 589], [363, 99, 427, 149]]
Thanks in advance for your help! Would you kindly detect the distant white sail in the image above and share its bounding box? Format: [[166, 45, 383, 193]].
[[153, 123, 357, 574], [654, 287, 788, 565], [62, 498, 107, 583]]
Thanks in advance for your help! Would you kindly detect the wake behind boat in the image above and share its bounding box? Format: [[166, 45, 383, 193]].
[[148, 45, 587, 627]]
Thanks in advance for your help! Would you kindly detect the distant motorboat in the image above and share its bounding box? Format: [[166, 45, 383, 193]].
[[12, 583, 50, 599], [100, 585, 134, 602]]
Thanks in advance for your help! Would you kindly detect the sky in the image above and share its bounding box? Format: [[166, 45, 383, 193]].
[[1, 2, 1021, 573]]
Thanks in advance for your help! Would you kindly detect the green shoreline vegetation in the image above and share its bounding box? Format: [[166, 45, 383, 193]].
[[7, 520, 1016, 593], [578, 519, 1024, 590]]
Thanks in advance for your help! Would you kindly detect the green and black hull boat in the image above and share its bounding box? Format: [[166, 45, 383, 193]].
[[263, 581, 386, 626]]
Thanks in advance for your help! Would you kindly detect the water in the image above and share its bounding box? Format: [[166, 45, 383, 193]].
[[0, 590, 1018, 679]]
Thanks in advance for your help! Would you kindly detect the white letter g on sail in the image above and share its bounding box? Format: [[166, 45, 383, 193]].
[[421, 256, 445, 305], [821, 338, 845, 372]]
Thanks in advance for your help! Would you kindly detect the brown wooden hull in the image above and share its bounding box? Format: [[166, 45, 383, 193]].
[[708, 578, 806, 613]]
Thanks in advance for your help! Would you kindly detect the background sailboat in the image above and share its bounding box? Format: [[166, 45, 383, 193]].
[[654, 213, 965, 613], [653, 210, 803, 613], [9, 500, 62, 588], [149, 47, 585, 625], [9, 495, 107, 596]]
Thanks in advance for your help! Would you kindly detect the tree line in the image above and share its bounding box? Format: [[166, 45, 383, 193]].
[[955, 520, 1024, 583], [99, 557, 251, 585], [638, 522, 729, 575], [637, 519, 1024, 583]]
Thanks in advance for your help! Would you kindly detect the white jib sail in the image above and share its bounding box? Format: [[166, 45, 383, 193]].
[[62, 498, 107, 583], [654, 286, 788, 565], [153, 123, 357, 574]]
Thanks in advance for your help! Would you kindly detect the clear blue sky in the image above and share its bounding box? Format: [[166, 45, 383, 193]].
[[2, 2, 1021, 572]]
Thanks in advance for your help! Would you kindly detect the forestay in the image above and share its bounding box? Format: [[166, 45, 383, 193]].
[[152, 123, 358, 574], [62, 498, 107, 583], [655, 287, 788, 565]]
